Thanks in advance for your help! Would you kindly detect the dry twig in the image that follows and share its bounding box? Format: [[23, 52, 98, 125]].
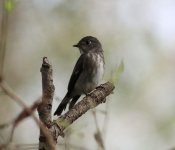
[[38, 57, 115, 150]]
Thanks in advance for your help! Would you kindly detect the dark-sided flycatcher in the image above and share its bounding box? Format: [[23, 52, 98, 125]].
[[54, 36, 105, 116]]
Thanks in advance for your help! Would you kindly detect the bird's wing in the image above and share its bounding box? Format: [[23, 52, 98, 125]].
[[67, 54, 86, 94]]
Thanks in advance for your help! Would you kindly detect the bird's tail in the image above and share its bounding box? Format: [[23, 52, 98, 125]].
[[54, 94, 70, 116], [68, 95, 81, 110]]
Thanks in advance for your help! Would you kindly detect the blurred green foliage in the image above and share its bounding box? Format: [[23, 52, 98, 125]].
[[0, 0, 175, 149], [110, 60, 124, 85], [4, 0, 15, 13]]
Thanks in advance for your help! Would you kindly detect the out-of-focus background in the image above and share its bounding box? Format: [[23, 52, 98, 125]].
[[0, 0, 175, 150]]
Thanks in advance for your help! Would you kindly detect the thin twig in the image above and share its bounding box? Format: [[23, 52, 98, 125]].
[[0, 0, 8, 77], [1, 142, 89, 150], [102, 101, 109, 140], [64, 129, 71, 150], [92, 110, 105, 150], [0, 81, 55, 150]]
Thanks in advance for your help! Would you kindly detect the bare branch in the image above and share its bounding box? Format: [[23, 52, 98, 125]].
[[37, 57, 56, 150], [37, 57, 115, 150], [0, 81, 55, 150], [92, 110, 105, 150], [0, 0, 9, 77], [52, 82, 115, 140]]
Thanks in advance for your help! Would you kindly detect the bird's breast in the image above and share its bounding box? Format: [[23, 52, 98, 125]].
[[91, 53, 104, 84], [83, 53, 104, 92], [73, 52, 104, 95]]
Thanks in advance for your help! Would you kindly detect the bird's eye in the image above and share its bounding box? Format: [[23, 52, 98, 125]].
[[86, 40, 92, 45]]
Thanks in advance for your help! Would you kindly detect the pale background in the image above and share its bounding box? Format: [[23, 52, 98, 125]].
[[0, 0, 175, 150]]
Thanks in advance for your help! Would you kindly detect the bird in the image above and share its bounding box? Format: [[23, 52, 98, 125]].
[[54, 36, 105, 116]]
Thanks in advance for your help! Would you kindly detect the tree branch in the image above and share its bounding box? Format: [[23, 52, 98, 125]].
[[52, 82, 114, 141], [37, 57, 55, 150], [37, 57, 115, 150], [0, 0, 9, 77]]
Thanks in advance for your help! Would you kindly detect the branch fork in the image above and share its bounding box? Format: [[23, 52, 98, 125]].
[[37, 57, 115, 150]]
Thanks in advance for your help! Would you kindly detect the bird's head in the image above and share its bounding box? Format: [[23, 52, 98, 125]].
[[73, 36, 103, 54]]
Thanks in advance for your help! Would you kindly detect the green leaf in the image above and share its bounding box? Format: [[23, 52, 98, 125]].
[[110, 60, 124, 85], [54, 118, 70, 128], [4, 0, 15, 13]]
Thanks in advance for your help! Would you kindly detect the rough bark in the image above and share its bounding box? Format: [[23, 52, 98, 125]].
[[37, 57, 115, 150], [37, 57, 56, 150], [52, 81, 115, 140]]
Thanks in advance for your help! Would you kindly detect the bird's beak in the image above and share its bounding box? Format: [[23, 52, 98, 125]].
[[73, 44, 78, 47]]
